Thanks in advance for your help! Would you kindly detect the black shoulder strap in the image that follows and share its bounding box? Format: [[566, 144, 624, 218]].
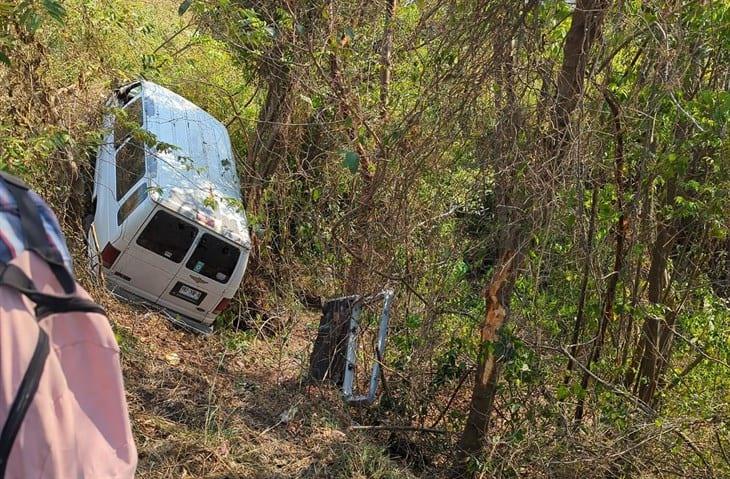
[[0, 263, 106, 319], [0, 172, 76, 295], [0, 328, 49, 478]]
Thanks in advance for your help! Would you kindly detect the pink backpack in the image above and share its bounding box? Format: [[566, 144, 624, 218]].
[[0, 172, 137, 478]]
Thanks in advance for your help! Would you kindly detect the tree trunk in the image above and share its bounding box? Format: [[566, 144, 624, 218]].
[[634, 223, 671, 403], [342, 0, 397, 294], [456, 0, 609, 464], [574, 88, 628, 424], [565, 183, 599, 382], [553, 0, 609, 148], [574, 207, 628, 423], [633, 172, 679, 403], [243, 2, 322, 214], [245, 41, 297, 214], [379, 0, 396, 121], [617, 257, 642, 377], [456, 250, 521, 457]]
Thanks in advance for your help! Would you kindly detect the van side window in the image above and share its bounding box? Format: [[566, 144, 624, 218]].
[[117, 182, 148, 225], [115, 140, 145, 200], [114, 99, 142, 149], [116, 82, 141, 106], [185, 233, 241, 284], [137, 211, 198, 263]]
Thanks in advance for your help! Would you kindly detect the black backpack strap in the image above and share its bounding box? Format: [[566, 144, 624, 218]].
[[0, 263, 106, 319], [0, 327, 49, 478], [0, 172, 76, 295]]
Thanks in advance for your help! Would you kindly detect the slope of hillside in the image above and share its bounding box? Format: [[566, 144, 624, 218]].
[[93, 280, 416, 479]]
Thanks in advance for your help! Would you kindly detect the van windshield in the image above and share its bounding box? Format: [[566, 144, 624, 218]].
[[136, 211, 197, 263], [185, 233, 240, 284]]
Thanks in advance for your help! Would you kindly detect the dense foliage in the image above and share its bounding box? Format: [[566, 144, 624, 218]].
[[1, 0, 728, 477]]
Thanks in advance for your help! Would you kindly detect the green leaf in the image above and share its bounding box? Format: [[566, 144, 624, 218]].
[[203, 195, 218, 210], [556, 384, 570, 401], [42, 0, 66, 23], [178, 0, 193, 15], [49, 131, 70, 148], [24, 12, 42, 32], [341, 150, 359, 173], [0, 50, 9, 66]]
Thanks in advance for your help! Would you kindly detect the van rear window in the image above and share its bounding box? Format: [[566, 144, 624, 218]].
[[136, 211, 197, 263], [185, 233, 240, 284]]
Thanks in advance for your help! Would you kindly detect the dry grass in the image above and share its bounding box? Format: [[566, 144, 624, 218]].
[[77, 268, 416, 479]]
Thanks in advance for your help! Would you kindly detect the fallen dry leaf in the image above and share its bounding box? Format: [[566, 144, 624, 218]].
[[164, 352, 180, 365]]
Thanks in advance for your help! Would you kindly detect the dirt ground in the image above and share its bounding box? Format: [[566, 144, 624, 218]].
[[98, 289, 417, 479]]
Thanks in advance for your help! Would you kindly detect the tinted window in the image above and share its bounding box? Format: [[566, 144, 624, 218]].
[[185, 233, 240, 284], [136, 211, 198, 263], [115, 140, 145, 200], [117, 83, 141, 106], [117, 182, 148, 225], [114, 98, 142, 149]]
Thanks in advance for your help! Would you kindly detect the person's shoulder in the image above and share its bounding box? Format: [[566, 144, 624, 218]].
[[0, 176, 74, 273]]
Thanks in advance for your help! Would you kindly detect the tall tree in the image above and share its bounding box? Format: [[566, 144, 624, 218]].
[[457, 0, 610, 461], [574, 88, 630, 423]]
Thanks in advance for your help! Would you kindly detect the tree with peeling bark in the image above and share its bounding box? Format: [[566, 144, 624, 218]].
[[457, 0, 611, 462]]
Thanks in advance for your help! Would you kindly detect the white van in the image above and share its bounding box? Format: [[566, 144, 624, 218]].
[[87, 80, 251, 333]]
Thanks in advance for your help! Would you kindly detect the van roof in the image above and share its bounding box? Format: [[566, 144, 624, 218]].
[[135, 81, 251, 249]]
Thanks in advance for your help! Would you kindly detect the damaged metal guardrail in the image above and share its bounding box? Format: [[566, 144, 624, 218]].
[[342, 290, 394, 405], [308, 289, 394, 406]]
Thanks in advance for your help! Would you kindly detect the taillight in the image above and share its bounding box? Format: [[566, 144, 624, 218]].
[[213, 297, 232, 314], [101, 243, 121, 268]]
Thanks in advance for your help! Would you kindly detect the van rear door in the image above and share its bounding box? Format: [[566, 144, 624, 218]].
[[163, 232, 242, 314], [113, 209, 199, 299]]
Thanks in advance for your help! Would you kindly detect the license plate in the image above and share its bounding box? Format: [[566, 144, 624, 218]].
[[170, 282, 206, 305], [178, 285, 201, 301]]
